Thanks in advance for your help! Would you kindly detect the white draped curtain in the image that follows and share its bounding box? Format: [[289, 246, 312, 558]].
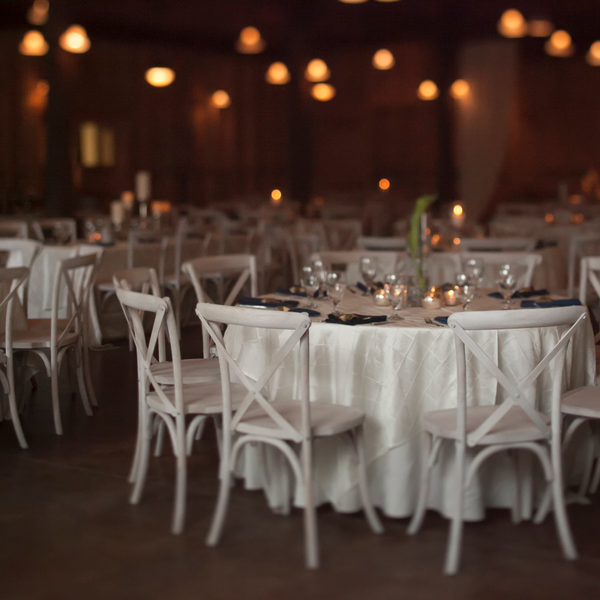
[[456, 40, 518, 221]]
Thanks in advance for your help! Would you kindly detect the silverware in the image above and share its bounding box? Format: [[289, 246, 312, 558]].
[[424, 317, 445, 328]]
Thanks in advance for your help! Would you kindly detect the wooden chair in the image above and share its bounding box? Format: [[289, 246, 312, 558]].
[[0, 267, 31, 448], [0, 254, 99, 435], [182, 254, 257, 359], [568, 235, 600, 298], [460, 251, 542, 288], [356, 236, 407, 252], [115, 288, 246, 534], [408, 306, 587, 574], [459, 238, 537, 253], [196, 302, 383, 569]]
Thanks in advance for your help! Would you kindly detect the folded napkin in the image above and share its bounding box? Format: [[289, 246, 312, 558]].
[[277, 287, 307, 298], [434, 316, 449, 326], [488, 289, 549, 300], [290, 307, 320, 317], [520, 298, 582, 309], [356, 282, 384, 294], [238, 297, 299, 309], [325, 313, 387, 326]]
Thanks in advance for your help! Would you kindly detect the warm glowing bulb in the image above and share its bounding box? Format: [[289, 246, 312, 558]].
[[417, 80, 439, 101], [528, 19, 554, 38], [236, 27, 265, 54], [338, 0, 367, 4], [271, 189, 282, 202], [432, 234, 441, 245], [586, 42, 600, 66], [453, 237, 461, 246], [450, 79, 470, 99], [305, 59, 330, 82], [453, 205, 463, 216], [211, 90, 231, 109], [379, 178, 390, 190], [27, 0, 49, 25], [266, 62, 290, 85], [372, 49, 395, 70], [19, 30, 48, 56], [145, 68, 176, 87], [311, 83, 336, 102], [59, 25, 91, 54], [498, 9, 527, 38], [545, 213, 555, 223], [545, 30, 573, 57]]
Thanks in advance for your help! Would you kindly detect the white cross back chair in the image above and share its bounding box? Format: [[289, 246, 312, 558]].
[[0, 220, 28, 239], [356, 236, 407, 252], [182, 254, 257, 358], [115, 288, 245, 534], [0, 267, 31, 448], [196, 302, 383, 569], [459, 237, 536, 253], [2, 254, 99, 435], [408, 306, 587, 575], [461, 251, 542, 288], [0, 239, 42, 310], [572, 241, 600, 300]]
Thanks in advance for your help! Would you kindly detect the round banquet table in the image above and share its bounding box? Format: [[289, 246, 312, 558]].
[[225, 291, 596, 521]]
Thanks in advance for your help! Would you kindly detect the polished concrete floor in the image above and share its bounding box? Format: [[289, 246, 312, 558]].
[[1, 332, 600, 600]]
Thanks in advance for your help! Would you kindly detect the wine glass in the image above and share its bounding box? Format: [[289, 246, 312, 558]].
[[463, 258, 484, 295], [385, 283, 406, 321], [327, 273, 346, 316], [496, 266, 518, 310], [456, 284, 475, 311], [303, 274, 319, 309], [312, 260, 328, 297], [360, 257, 378, 293]]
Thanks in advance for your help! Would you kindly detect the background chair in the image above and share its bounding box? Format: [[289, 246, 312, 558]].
[[32, 218, 77, 244], [408, 306, 587, 574], [196, 302, 383, 569], [0, 220, 28, 239], [459, 237, 537, 252], [311, 250, 402, 284], [356, 236, 407, 252], [568, 234, 600, 298]]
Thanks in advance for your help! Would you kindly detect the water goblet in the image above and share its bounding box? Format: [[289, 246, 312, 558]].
[[360, 257, 378, 293], [496, 267, 518, 310], [303, 274, 319, 309], [385, 283, 406, 321], [328, 280, 346, 316], [456, 284, 475, 311]]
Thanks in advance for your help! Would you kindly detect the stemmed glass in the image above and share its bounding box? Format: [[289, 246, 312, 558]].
[[327, 272, 346, 316], [312, 260, 329, 298], [303, 274, 319, 309], [384, 282, 406, 321], [360, 257, 378, 293], [463, 258, 484, 296], [496, 265, 518, 310], [456, 284, 475, 311]]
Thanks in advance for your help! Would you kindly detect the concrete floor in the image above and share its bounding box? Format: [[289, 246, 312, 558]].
[[1, 333, 600, 600]]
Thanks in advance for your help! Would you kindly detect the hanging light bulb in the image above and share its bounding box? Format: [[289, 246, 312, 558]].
[[545, 30, 574, 57], [27, 0, 49, 25], [211, 90, 231, 109], [372, 49, 395, 70], [450, 79, 470, 99], [59, 25, 91, 53], [497, 9, 527, 38], [235, 26, 266, 54], [305, 59, 330, 82], [266, 62, 290, 85], [338, 0, 368, 4], [311, 83, 336, 102], [145, 68, 176, 87], [417, 80, 439, 101], [528, 18, 554, 38], [586, 41, 600, 66], [19, 30, 48, 56]]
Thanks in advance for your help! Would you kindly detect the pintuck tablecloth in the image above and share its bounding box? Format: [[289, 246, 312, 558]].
[[225, 292, 596, 521]]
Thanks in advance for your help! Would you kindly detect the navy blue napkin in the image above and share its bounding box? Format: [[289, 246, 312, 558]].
[[488, 289, 549, 300], [356, 282, 384, 294], [238, 297, 299, 309], [520, 298, 582, 309], [325, 313, 387, 326], [290, 307, 320, 317], [434, 316, 449, 326], [277, 287, 307, 297]]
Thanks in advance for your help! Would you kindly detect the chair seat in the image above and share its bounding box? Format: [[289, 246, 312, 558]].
[[2, 319, 79, 349], [97, 282, 116, 293], [562, 386, 600, 419], [236, 400, 365, 440], [150, 358, 220, 385], [421, 405, 550, 445], [146, 381, 246, 416]]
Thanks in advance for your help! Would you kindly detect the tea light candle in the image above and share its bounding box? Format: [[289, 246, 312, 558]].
[[373, 289, 390, 306], [443, 288, 458, 306], [422, 293, 441, 310]]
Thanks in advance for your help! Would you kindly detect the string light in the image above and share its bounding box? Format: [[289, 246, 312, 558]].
[[528, 18, 554, 38], [450, 79, 470, 99], [545, 30, 574, 57], [417, 80, 439, 101], [266, 62, 290, 85], [379, 178, 390, 190], [311, 83, 336, 102], [59, 25, 91, 53], [145, 68, 175, 87], [498, 9, 527, 38], [236, 26, 265, 54], [586, 41, 600, 66], [372, 49, 395, 70], [211, 90, 231, 109], [19, 30, 48, 56], [305, 59, 330, 83]]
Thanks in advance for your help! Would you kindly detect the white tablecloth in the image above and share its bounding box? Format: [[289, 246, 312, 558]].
[[225, 292, 596, 520]]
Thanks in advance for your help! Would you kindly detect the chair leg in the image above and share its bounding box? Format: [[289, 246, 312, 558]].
[[130, 410, 152, 505], [172, 436, 187, 534], [154, 419, 166, 457], [511, 450, 522, 524], [277, 451, 292, 516], [6, 360, 27, 449], [128, 405, 144, 484], [589, 434, 600, 494], [578, 423, 595, 496], [82, 343, 98, 408], [50, 354, 62, 435], [444, 440, 466, 575], [206, 461, 234, 546], [302, 438, 319, 569], [75, 346, 93, 417], [354, 427, 384, 534], [408, 432, 433, 535], [550, 441, 578, 560]]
